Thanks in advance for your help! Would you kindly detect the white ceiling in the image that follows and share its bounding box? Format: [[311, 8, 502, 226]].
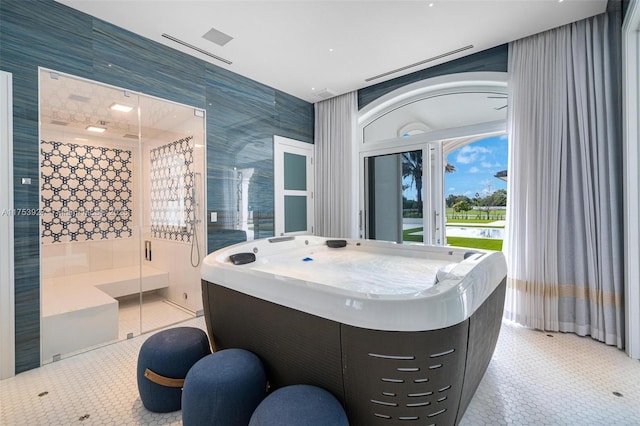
[[55, 0, 607, 103]]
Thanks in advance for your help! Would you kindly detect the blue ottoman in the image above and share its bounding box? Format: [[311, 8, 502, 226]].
[[182, 349, 267, 426], [249, 384, 349, 426], [137, 327, 211, 413]]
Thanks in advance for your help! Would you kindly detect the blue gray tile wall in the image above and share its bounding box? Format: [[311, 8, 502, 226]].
[[357, 44, 509, 109], [1, 0, 313, 373]]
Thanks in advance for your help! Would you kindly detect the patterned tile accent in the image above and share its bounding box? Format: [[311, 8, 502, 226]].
[[40, 140, 133, 243], [150, 136, 194, 242]]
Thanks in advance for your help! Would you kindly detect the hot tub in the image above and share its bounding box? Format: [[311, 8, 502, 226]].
[[201, 236, 506, 425]]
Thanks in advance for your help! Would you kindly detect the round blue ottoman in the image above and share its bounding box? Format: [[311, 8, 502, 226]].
[[182, 349, 267, 426], [137, 327, 211, 413], [249, 384, 349, 426]]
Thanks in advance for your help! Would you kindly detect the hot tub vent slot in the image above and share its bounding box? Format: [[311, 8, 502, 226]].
[[428, 364, 442, 370], [381, 378, 404, 383], [438, 385, 451, 392], [406, 401, 431, 407], [374, 413, 392, 419], [408, 391, 433, 397], [430, 348, 454, 358], [371, 399, 398, 407], [413, 378, 430, 383], [368, 353, 415, 360], [397, 367, 420, 372], [427, 408, 447, 418]]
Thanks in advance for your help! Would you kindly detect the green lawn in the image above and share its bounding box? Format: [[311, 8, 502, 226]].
[[445, 236, 503, 251]]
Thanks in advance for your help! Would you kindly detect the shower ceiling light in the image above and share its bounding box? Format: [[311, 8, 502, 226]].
[[109, 102, 133, 112], [86, 125, 107, 133]]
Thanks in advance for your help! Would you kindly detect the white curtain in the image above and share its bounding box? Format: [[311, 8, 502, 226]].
[[314, 92, 358, 238], [505, 10, 624, 347]]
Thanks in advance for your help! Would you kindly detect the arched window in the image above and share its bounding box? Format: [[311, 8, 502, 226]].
[[357, 72, 507, 247]]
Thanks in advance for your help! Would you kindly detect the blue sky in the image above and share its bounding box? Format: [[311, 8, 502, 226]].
[[445, 135, 508, 198]]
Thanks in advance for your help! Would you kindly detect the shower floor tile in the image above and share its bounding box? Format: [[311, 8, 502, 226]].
[[118, 293, 194, 340], [2, 319, 640, 425]]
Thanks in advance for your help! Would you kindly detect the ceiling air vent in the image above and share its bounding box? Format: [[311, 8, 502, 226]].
[[122, 134, 139, 140], [50, 120, 68, 126], [314, 88, 336, 100], [365, 45, 474, 82], [162, 33, 232, 65], [202, 27, 234, 47]]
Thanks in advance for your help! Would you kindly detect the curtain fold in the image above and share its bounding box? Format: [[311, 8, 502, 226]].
[[505, 10, 624, 347], [314, 92, 358, 238]]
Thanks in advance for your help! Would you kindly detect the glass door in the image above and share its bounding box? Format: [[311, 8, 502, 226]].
[[138, 95, 206, 334], [38, 70, 206, 363], [364, 143, 444, 245], [38, 70, 142, 362]]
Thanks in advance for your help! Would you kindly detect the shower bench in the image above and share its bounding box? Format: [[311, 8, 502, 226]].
[[42, 265, 169, 362]]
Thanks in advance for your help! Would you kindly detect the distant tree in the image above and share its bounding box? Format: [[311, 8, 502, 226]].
[[473, 189, 507, 219], [474, 192, 492, 220], [453, 199, 473, 213], [446, 194, 472, 208], [492, 189, 507, 206], [445, 163, 456, 173]]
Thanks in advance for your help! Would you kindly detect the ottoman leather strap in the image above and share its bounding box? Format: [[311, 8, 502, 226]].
[[144, 368, 185, 388]]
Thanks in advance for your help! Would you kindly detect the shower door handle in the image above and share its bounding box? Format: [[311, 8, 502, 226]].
[[145, 240, 152, 261]]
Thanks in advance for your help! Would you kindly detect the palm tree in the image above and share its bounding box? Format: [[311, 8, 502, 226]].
[[402, 151, 456, 215], [402, 151, 423, 215]]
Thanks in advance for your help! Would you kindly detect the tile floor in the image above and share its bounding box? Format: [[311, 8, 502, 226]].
[[2, 318, 639, 425]]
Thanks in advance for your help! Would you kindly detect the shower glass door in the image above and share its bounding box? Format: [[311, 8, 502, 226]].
[[138, 95, 206, 334], [39, 70, 142, 362]]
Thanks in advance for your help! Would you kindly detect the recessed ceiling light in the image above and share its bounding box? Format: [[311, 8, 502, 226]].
[[429, 2, 434, 7], [86, 125, 106, 133], [329, 48, 334, 52], [109, 102, 133, 113]]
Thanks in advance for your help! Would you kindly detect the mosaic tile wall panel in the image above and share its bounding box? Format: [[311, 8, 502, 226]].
[[40, 140, 133, 243], [150, 136, 194, 242]]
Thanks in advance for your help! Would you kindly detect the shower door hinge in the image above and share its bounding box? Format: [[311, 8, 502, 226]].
[[194, 109, 204, 118]]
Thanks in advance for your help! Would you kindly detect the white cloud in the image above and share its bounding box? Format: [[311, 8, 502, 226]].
[[455, 145, 491, 164], [481, 161, 493, 168], [469, 167, 479, 173]]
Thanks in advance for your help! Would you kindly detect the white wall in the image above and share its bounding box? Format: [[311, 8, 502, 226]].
[[1, 70, 15, 379], [623, 0, 640, 359]]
